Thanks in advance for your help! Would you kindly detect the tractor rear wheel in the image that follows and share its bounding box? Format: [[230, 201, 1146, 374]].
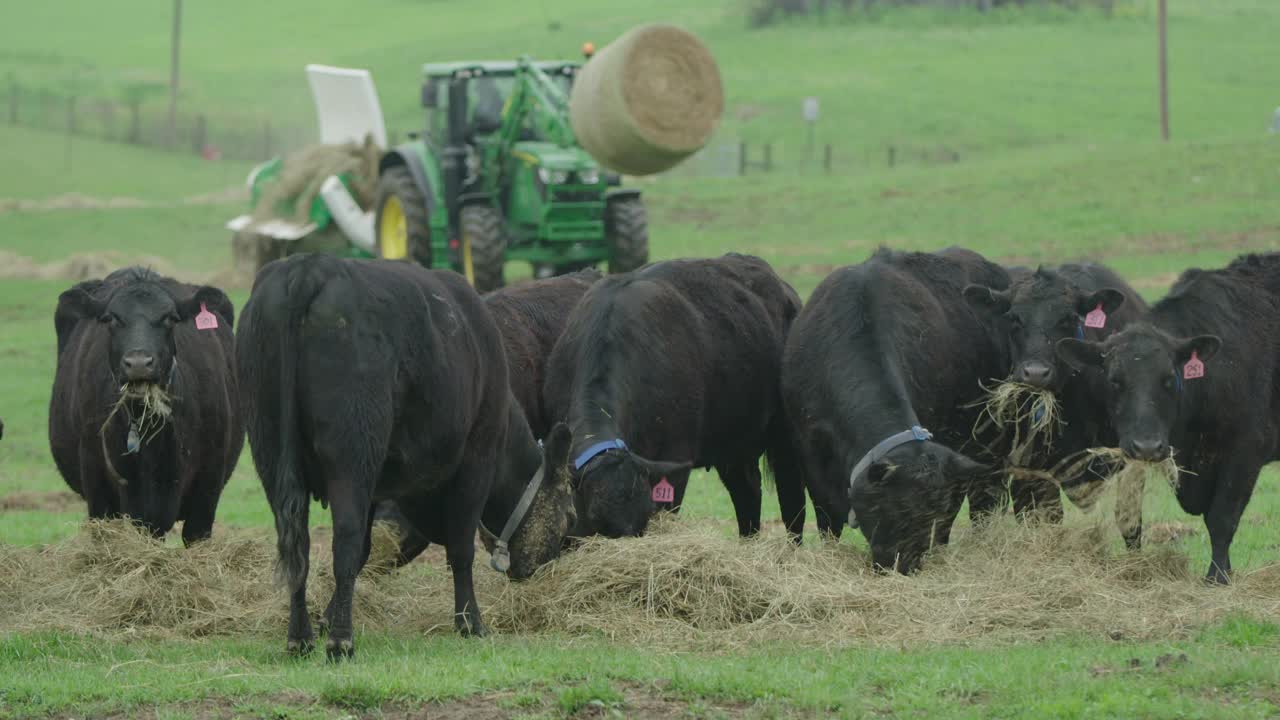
[[460, 204, 506, 292], [374, 166, 431, 265], [606, 197, 648, 274]]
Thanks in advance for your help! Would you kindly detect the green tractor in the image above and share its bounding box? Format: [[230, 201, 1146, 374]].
[[229, 56, 647, 291]]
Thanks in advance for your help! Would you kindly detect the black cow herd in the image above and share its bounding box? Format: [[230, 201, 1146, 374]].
[[44, 247, 1279, 659]]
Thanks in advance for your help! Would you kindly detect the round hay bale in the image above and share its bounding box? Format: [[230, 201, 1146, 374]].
[[570, 24, 723, 176]]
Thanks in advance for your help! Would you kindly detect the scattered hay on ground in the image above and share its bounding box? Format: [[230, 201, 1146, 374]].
[[2, 514, 1275, 649], [0, 251, 181, 283]]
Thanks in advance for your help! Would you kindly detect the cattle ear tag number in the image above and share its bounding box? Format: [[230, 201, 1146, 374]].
[[1183, 351, 1205, 380], [1084, 303, 1107, 329], [195, 303, 218, 331], [652, 477, 675, 503]]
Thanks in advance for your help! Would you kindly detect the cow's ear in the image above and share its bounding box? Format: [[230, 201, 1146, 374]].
[[1056, 338, 1105, 371], [542, 423, 573, 476], [1175, 335, 1221, 365], [55, 283, 106, 356], [176, 286, 234, 328], [633, 456, 692, 482], [963, 284, 1010, 314], [1078, 288, 1125, 317], [947, 452, 989, 479], [865, 460, 895, 487]]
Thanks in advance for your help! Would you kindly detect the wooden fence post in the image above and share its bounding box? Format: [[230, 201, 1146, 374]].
[[823, 144, 833, 173]]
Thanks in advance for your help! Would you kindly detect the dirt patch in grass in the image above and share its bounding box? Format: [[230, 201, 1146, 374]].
[[0, 490, 82, 514], [0, 193, 149, 213], [0, 250, 182, 283]]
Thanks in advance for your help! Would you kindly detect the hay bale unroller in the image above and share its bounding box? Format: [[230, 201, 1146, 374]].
[[570, 24, 724, 176]]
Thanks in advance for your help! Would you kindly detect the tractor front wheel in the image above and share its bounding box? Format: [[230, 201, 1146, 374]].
[[460, 204, 506, 292], [606, 197, 648, 274], [374, 166, 431, 265]]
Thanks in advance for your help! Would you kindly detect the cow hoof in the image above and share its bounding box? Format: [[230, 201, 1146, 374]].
[[326, 638, 355, 662], [1205, 569, 1231, 586], [458, 621, 488, 638], [286, 638, 314, 657]]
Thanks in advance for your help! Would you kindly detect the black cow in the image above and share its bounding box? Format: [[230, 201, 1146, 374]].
[[782, 248, 1010, 573], [1057, 259, 1280, 583], [48, 268, 242, 542], [373, 269, 601, 564], [237, 254, 576, 660], [544, 254, 806, 540], [488, 269, 603, 437], [964, 264, 1148, 525]]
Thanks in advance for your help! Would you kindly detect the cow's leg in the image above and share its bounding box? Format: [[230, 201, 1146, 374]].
[[322, 511, 375, 633], [765, 421, 808, 543], [716, 460, 762, 537], [1203, 462, 1259, 585], [179, 470, 223, 546], [285, 500, 314, 656], [443, 461, 490, 637], [79, 441, 118, 519], [324, 479, 373, 661]]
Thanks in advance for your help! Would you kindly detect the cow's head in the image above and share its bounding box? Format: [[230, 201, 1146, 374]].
[[488, 423, 579, 580], [573, 444, 690, 539], [965, 268, 1126, 391], [59, 278, 227, 388], [1057, 326, 1219, 461], [848, 442, 987, 574]]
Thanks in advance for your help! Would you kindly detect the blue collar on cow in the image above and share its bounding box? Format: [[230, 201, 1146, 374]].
[[846, 425, 933, 528], [574, 438, 628, 471]]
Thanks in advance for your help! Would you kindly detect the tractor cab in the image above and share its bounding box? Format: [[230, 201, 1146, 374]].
[[370, 57, 643, 290]]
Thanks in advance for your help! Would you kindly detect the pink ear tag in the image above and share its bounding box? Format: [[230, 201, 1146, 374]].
[[1183, 350, 1205, 380], [1083, 303, 1107, 329], [194, 303, 219, 331], [652, 477, 675, 504]]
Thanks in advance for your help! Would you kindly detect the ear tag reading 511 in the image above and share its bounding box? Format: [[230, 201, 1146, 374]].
[[1084, 303, 1107, 329], [195, 303, 218, 331], [1183, 350, 1205, 380], [652, 477, 675, 503]]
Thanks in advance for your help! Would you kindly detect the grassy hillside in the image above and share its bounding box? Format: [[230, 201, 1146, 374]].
[[4, 1, 1280, 160]]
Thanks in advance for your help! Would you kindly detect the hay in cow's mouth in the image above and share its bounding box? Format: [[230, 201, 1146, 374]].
[[972, 380, 1061, 466], [1050, 447, 1182, 511], [101, 382, 174, 446], [1, 510, 1275, 649]]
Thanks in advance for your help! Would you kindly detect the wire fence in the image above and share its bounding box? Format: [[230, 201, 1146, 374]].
[[4, 79, 312, 162], [5, 80, 970, 176], [663, 140, 967, 177]]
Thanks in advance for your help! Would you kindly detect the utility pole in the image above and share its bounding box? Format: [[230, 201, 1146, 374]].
[[1158, 0, 1169, 141], [168, 0, 183, 147]]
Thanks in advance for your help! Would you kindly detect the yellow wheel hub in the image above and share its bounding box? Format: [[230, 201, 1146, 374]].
[[378, 196, 409, 259], [462, 234, 475, 285]]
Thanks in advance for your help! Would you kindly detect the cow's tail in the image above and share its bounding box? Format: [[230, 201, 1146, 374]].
[[269, 258, 328, 591]]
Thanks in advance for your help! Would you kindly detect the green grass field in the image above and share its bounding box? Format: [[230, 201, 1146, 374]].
[[4, 1, 1280, 717]]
